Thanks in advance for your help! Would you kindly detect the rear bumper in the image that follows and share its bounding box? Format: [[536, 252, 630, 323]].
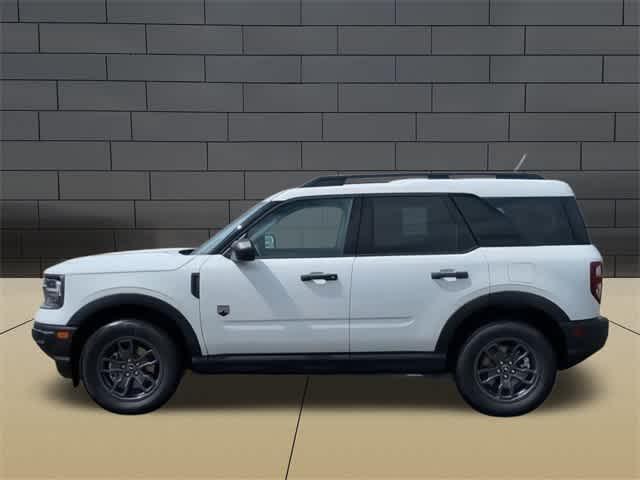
[[561, 316, 609, 369], [32, 321, 76, 378]]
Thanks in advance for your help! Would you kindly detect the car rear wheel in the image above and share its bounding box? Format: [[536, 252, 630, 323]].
[[80, 319, 182, 414], [454, 321, 557, 416]]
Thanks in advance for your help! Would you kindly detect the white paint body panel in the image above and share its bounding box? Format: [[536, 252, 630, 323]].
[[36, 249, 208, 353], [350, 249, 491, 352], [46, 248, 193, 274], [484, 245, 602, 320], [35, 178, 602, 358], [198, 255, 354, 354]]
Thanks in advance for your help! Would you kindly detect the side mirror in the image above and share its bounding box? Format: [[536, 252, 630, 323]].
[[230, 239, 256, 262]]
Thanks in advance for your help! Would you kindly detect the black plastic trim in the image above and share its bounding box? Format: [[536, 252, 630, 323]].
[[191, 352, 447, 374], [561, 316, 609, 369], [431, 271, 469, 280], [67, 294, 202, 356], [300, 273, 338, 281], [343, 196, 362, 256], [302, 173, 544, 187], [191, 272, 200, 298], [32, 322, 76, 378], [435, 291, 570, 353]]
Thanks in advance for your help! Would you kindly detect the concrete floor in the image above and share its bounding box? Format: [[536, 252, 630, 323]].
[[0, 278, 638, 479]]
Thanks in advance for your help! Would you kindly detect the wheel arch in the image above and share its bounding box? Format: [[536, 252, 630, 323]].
[[68, 294, 202, 384], [436, 292, 569, 370]]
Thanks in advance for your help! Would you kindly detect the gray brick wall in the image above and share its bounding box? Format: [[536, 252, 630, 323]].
[[0, 0, 638, 277]]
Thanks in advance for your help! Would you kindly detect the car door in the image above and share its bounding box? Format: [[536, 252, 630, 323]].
[[349, 195, 490, 353], [199, 196, 356, 355]]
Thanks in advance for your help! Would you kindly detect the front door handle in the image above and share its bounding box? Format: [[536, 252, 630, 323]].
[[431, 271, 469, 280], [301, 273, 338, 282]]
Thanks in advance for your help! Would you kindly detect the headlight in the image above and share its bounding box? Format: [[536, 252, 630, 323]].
[[42, 275, 64, 309]]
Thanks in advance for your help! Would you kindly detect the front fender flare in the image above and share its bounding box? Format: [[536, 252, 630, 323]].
[[68, 293, 202, 356]]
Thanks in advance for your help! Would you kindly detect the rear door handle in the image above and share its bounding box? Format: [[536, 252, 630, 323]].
[[301, 273, 338, 282], [431, 271, 469, 280]]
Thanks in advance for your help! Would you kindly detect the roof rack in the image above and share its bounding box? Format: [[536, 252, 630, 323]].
[[301, 172, 544, 188]]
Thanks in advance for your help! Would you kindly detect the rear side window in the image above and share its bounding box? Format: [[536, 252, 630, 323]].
[[358, 196, 476, 255], [453, 195, 590, 247]]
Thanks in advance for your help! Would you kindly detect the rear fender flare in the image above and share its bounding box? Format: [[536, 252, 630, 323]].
[[435, 291, 569, 353]]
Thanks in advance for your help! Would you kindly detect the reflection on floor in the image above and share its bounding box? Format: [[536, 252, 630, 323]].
[[1, 278, 638, 479]]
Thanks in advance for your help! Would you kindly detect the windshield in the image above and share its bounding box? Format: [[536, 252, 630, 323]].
[[191, 201, 270, 255]]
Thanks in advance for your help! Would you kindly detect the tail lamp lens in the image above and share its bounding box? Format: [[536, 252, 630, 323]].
[[590, 261, 603, 303]]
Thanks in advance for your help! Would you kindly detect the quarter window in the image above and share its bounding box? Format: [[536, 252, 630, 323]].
[[453, 195, 590, 247], [358, 196, 475, 255], [452, 195, 522, 247], [247, 198, 353, 258], [487, 197, 576, 245]]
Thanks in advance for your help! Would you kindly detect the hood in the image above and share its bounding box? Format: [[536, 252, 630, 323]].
[[45, 248, 197, 275]]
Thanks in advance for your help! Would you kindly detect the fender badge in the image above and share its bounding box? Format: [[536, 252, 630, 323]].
[[217, 305, 230, 316]]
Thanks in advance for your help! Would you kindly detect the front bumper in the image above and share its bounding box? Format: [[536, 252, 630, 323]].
[[561, 316, 609, 369], [32, 321, 77, 378]]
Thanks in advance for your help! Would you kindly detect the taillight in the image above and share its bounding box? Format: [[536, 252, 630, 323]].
[[590, 261, 603, 303]]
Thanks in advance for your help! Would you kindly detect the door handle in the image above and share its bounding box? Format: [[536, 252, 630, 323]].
[[431, 271, 469, 280], [301, 273, 338, 282]]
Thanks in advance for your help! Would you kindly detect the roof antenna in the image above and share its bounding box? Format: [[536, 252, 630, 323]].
[[514, 153, 527, 172]]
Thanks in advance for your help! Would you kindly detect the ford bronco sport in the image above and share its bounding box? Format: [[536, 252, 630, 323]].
[[33, 173, 608, 416]]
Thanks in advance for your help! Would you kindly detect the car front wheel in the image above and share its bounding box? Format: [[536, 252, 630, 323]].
[[80, 319, 182, 414], [454, 321, 557, 417]]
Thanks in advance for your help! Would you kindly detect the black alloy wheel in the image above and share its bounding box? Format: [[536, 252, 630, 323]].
[[97, 337, 162, 400], [474, 338, 540, 402], [81, 320, 182, 414], [454, 321, 557, 417]]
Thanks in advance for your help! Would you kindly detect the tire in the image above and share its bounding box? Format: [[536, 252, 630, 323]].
[[454, 321, 557, 417], [80, 319, 182, 414]]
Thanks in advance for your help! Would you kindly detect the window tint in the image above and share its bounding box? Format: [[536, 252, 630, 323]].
[[453, 195, 590, 247], [452, 196, 522, 247], [488, 197, 589, 246], [247, 197, 353, 258], [562, 198, 591, 244], [358, 196, 475, 255]]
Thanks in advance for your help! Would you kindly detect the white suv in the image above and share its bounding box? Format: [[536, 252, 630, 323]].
[[32, 173, 609, 416]]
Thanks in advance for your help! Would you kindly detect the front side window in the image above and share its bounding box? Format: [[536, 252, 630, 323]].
[[247, 197, 353, 258], [358, 196, 475, 255]]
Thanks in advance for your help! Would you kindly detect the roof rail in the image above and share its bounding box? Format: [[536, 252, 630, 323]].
[[301, 172, 544, 187]]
